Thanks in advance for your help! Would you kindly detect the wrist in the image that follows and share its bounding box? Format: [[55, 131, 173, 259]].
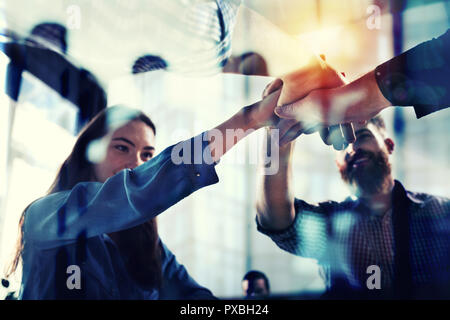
[[367, 70, 392, 116], [339, 70, 391, 123], [242, 89, 281, 130], [240, 103, 261, 131], [266, 127, 295, 153]]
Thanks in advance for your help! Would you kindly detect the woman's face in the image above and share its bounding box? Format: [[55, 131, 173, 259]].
[[93, 120, 156, 182]]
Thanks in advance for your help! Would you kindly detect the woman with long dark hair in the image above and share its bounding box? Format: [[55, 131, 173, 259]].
[[7, 90, 281, 299]]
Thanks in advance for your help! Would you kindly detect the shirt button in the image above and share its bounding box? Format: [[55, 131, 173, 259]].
[[196, 173, 201, 177]]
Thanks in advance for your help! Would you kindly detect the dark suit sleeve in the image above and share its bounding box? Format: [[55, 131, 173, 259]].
[[374, 29, 450, 118], [159, 240, 217, 300]]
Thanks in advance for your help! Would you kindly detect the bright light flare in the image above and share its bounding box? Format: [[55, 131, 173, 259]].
[[297, 25, 360, 63]]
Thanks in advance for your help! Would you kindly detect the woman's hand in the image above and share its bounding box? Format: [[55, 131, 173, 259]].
[[240, 88, 282, 130], [207, 88, 281, 162]]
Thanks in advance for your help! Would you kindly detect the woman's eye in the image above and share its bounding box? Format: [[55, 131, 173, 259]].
[[142, 152, 153, 160], [114, 145, 129, 153]]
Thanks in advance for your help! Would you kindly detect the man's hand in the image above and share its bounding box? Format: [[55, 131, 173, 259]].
[[263, 55, 356, 150], [274, 70, 392, 135]]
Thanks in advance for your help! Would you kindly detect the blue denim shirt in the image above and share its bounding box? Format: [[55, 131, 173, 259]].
[[20, 133, 219, 299]]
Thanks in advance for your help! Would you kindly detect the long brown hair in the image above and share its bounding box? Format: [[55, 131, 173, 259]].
[[8, 105, 162, 289]]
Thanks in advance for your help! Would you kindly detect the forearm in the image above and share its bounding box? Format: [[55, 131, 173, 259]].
[[25, 136, 220, 249], [207, 89, 280, 162], [256, 130, 295, 231], [335, 70, 392, 123], [332, 30, 450, 122]]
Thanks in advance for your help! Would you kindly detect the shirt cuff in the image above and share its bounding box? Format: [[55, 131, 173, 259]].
[[255, 211, 299, 244], [375, 29, 450, 115], [413, 104, 449, 119], [173, 131, 220, 189], [374, 58, 413, 107]]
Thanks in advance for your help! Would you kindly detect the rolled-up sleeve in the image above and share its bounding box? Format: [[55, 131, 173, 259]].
[[375, 29, 450, 118], [24, 132, 219, 249], [256, 198, 331, 263]]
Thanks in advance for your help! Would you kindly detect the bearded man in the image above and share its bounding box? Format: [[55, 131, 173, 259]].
[[256, 116, 450, 299]]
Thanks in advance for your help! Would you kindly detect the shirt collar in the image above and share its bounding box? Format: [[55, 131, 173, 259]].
[[393, 180, 426, 207], [348, 180, 425, 213]]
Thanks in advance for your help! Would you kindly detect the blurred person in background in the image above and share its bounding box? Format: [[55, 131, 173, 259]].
[[223, 51, 269, 77], [242, 270, 270, 299]]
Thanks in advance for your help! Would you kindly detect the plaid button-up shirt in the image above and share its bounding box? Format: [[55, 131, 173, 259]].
[[257, 181, 450, 298]]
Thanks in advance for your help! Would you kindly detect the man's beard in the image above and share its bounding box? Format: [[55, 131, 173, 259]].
[[339, 149, 391, 196]]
